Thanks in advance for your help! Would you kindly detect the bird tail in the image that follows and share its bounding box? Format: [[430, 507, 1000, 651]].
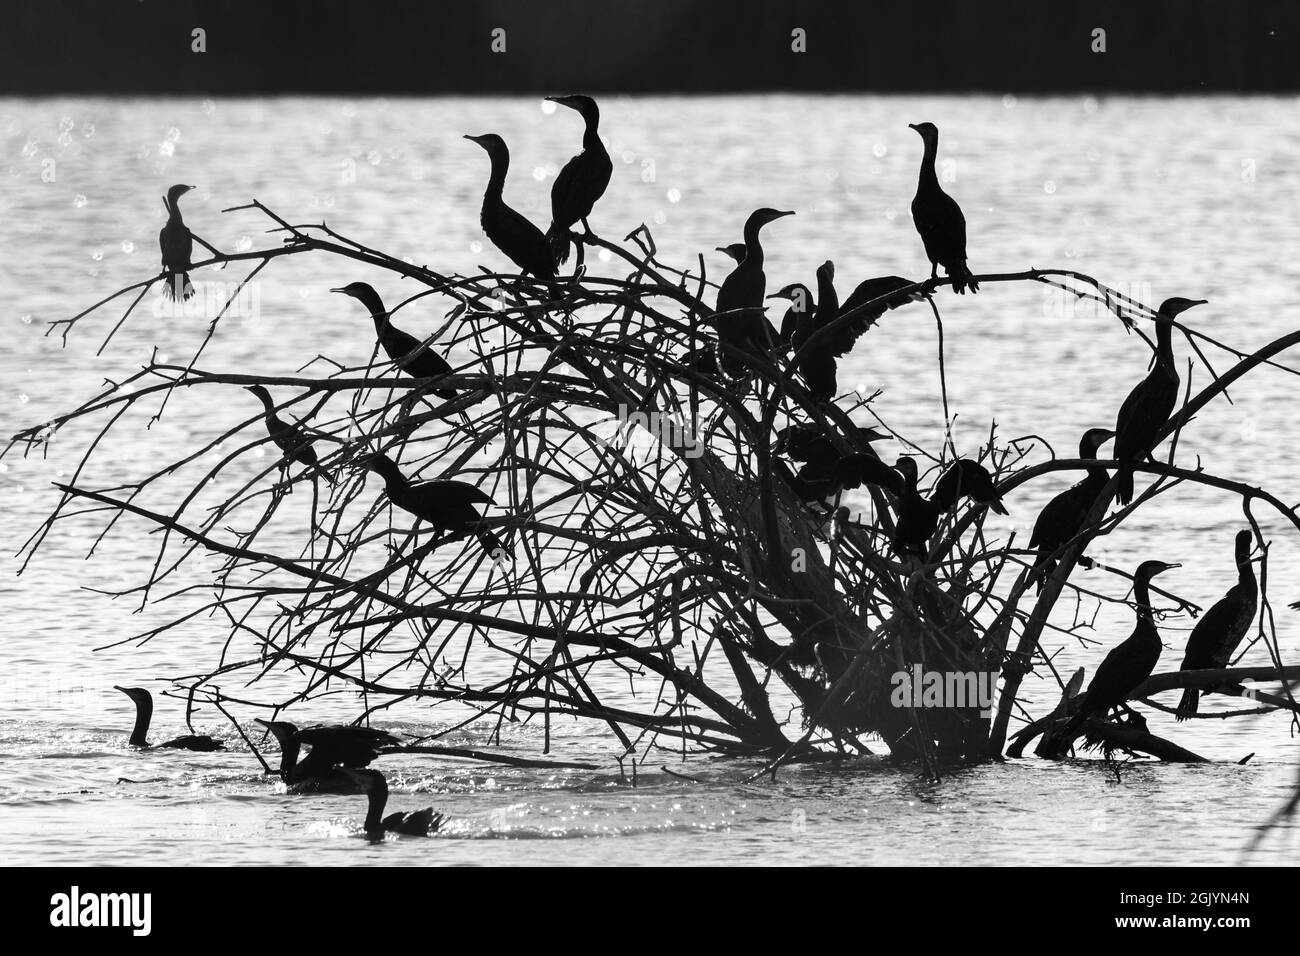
[[1175, 687, 1199, 722], [989, 496, 1009, 516], [950, 262, 979, 295], [546, 222, 571, 267], [1116, 467, 1134, 506], [163, 270, 194, 301]]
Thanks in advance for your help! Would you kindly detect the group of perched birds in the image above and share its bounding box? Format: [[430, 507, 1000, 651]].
[[114, 686, 444, 838], [154, 95, 1249, 756]]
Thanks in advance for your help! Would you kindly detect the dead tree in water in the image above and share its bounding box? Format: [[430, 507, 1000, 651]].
[[9, 199, 1300, 776]]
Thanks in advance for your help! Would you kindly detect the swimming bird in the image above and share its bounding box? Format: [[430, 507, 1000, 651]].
[[245, 385, 334, 485], [767, 282, 813, 347], [544, 94, 612, 267], [1027, 427, 1115, 590], [908, 123, 977, 294], [1176, 529, 1257, 720], [159, 184, 196, 300], [931, 459, 1008, 514], [354, 452, 505, 557], [464, 133, 557, 279], [892, 456, 940, 556], [1057, 559, 1180, 744], [714, 208, 794, 373], [331, 282, 457, 399], [257, 720, 397, 793], [1113, 297, 1206, 504], [114, 686, 224, 751], [340, 768, 447, 838]]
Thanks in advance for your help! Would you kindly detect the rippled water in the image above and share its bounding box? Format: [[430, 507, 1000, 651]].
[[2, 95, 1299, 865]]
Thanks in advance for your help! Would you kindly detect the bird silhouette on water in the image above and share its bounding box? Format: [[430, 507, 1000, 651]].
[[464, 133, 557, 280], [354, 452, 507, 558], [909, 123, 978, 294], [1112, 297, 1206, 505], [340, 768, 447, 838], [257, 720, 398, 793], [1026, 427, 1115, 591], [115, 686, 224, 751], [544, 94, 612, 267], [1176, 529, 1257, 720], [331, 282, 458, 399], [245, 385, 334, 485]]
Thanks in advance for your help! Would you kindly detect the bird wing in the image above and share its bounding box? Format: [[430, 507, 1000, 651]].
[[406, 479, 496, 509], [1115, 369, 1179, 463], [1181, 586, 1256, 670], [551, 150, 611, 227]]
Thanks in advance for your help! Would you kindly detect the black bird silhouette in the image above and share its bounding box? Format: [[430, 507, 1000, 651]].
[[354, 452, 506, 558], [767, 282, 812, 347], [714, 207, 794, 374], [340, 768, 447, 838], [791, 261, 840, 402], [909, 123, 978, 294], [257, 720, 398, 793], [331, 282, 457, 399], [544, 94, 612, 267], [775, 423, 898, 501], [114, 686, 224, 751], [1176, 530, 1257, 720], [1113, 297, 1206, 504], [1056, 559, 1180, 745], [159, 184, 196, 300], [931, 459, 1008, 514], [716, 243, 748, 264], [245, 385, 334, 485], [892, 456, 940, 556], [1027, 427, 1115, 590], [464, 133, 557, 279]]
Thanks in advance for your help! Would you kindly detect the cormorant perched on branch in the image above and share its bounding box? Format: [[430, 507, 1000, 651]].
[[833, 453, 904, 497], [331, 282, 457, 399], [1113, 297, 1206, 504], [716, 243, 747, 264], [159, 184, 196, 301], [354, 452, 506, 557], [714, 207, 794, 373], [1176, 529, 1257, 720], [892, 456, 940, 556], [257, 719, 398, 793], [1057, 559, 1180, 742], [908, 123, 978, 294], [931, 459, 1008, 514], [767, 282, 812, 348], [775, 423, 899, 498], [1027, 427, 1115, 590], [245, 385, 334, 485], [339, 768, 447, 838], [794, 261, 840, 402], [544, 94, 612, 267], [464, 133, 557, 279], [114, 686, 224, 751]]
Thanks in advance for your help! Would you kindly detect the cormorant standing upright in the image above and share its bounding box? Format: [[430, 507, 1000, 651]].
[[892, 456, 940, 556], [544, 94, 612, 266], [1027, 427, 1115, 590], [245, 385, 334, 485], [767, 282, 812, 347], [908, 123, 978, 294], [794, 260, 840, 402], [1056, 559, 1180, 742], [354, 452, 506, 558], [931, 459, 1008, 514], [114, 686, 224, 751], [159, 184, 196, 301], [714, 207, 794, 373], [339, 768, 447, 838], [1113, 297, 1206, 504], [331, 282, 457, 399], [1176, 529, 1257, 720], [464, 133, 557, 279]]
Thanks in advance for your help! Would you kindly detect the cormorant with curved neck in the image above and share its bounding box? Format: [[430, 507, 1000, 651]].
[[354, 452, 506, 557], [257, 720, 398, 793], [114, 686, 224, 751], [909, 123, 977, 294], [339, 768, 447, 838], [464, 133, 556, 280], [245, 385, 334, 485], [1176, 530, 1257, 720], [544, 94, 612, 267], [1057, 559, 1180, 743], [931, 459, 1008, 515], [767, 282, 812, 348], [892, 456, 940, 556], [792, 261, 840, 402], [714, 207, 794, 373], [1027, 427, 1115, 590], [159, 184, 196, 301], [1113, 297, 1206, 504], [331, 282, 457, 399]]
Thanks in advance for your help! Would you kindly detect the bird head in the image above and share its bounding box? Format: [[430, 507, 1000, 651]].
[[254, 719, 299, 745], [817, 260, 835, 282], [1136, 559, 1180, 581], [329, 281, 377, 301], [165, 184, 195, 206], [463, 132, 508, 161], [244, 383, 273, 403], [1081, 427, 1116, 457], [893, 455, 919, 484], [716, 243, 747, 264], [545, 94, 599, 122], [747, 207, 795, 231], [908, 122, 939, 141], [857, 425, 892, 444], [113, 685, 150, 705], [767, 283, 811, 308], [1235, 529, 1255, 561], [1156, 297, 1207, 321]]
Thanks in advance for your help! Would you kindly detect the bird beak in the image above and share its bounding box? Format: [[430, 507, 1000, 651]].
[[329, 287, 345, 294], [774, 210, 795, 219], [112, 685, 127, 693], [908, 123, 920, 131], [861, 427, 892, 442], [1165, 563, 1183, 570]]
